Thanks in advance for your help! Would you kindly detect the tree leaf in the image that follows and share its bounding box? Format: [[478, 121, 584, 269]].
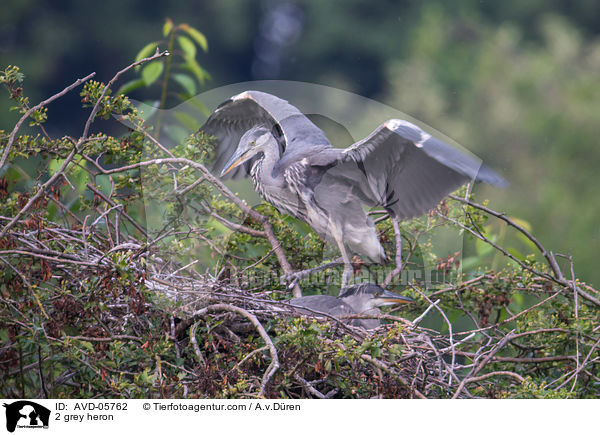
[[461, 256, 481, 270], [172, 73, 196, 96], [177, 35, 196, 60], [164, 124, 190, 144], [187, 96, 211, 116], [184, 57, 208, 84], [163, 18, 173, 37], [475, 237, 493, 256], [517, 232, 538, 253], [142, 61, 164, 87], [180, 24, 208, 52], [174, 111, 201, 131], [134, 42, 158, 71], [510, 217, 532, 232], [116, 78, 145, 95], [508, 247, 527, 262]]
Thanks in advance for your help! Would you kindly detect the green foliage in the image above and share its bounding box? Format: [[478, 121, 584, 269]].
[[386, 12, 600, 285], [0, 66, 47, 126], [2, 17, 600, 397], [504, 379, 575, 399], [81, 80, 133, 119], [118, 19, 209, 99], [114, 19, 211, 146]]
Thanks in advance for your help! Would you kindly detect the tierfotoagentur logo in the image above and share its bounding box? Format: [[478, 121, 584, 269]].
[[3, 401, 50, 433]]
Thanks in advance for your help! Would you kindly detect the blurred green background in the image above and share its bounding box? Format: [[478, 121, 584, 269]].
[[1, 0, 599, 285]]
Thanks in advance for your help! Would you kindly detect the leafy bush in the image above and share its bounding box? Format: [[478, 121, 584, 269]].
[[0, 51, 598, 399]]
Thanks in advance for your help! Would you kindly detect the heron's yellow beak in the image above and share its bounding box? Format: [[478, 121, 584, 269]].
[[220, 148, 251, 177], [221, 155, 247, 176], [378, 290, 414, 305]]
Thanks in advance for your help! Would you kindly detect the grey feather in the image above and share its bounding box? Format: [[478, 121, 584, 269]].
[[201, 91, 507, 270], [290, 283, 413, 329], [200, 90, 331, 179]]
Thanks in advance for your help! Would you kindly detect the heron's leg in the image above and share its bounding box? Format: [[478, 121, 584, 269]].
[[329, 224, 353, 292], [341, 261, 354, 292], [383, 215, 403, 287]]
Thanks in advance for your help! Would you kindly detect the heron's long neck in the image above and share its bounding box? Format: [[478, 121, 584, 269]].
[[251, 137, 281, 195]]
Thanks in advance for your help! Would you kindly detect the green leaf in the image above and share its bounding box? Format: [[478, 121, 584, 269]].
[[512, 292, 524, 307], [180, 24, 208, 52], [184, 57, 208, 84], [164, 124, 191, 144], [177, 35, 196, 60], [461, 256, 481, 270], [174, 111, 201, 132], [137, 101, 159, 121], [134, 42, 158, 71], [508, 247, 527, 262], [172, 73, 196, 96], [116, 78, 145, 95], [475, 237, 494, 256], [49, 158, 65, 175], [79, 341, 95, 352], [142, 61, 164, 86], [510, 217, 532, 232], [187, 96, 211, 117], [163, 18, 174, 37]]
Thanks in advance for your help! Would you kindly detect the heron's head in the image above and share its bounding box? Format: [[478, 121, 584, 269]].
[[339, 283, 414, 312], [220, 125, 273, 177]]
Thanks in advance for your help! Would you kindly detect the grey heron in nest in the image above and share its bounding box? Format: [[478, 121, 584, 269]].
[[201, 91, 506, 289], [290, 283, 413, 329]]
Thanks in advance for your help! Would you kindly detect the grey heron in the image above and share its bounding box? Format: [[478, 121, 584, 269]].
[[201, 91, 506, 289], [290, 283, 414, 329]]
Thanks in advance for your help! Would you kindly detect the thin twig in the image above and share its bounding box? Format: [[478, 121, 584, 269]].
[[0, 72, 96, 169], [293, 373, 327, 399], [86, 183, 148, 237], [185, 303, 279, 397], [189, 321, 206, 366], [452, 330, 515, 398], [465, 370, 525, 385]]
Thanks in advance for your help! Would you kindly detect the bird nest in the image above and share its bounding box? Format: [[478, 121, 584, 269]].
[[147, 272, 465, 399]]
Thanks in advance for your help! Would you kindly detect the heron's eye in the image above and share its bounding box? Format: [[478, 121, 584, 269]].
[[251, 141, 256, 145]]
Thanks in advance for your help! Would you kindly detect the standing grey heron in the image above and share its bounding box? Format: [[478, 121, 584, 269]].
[[290, 283, 413, 329], [201, 90, 506, 288]]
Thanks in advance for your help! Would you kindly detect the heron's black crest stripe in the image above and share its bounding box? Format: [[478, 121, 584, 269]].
[[339, 283, 381, 298]]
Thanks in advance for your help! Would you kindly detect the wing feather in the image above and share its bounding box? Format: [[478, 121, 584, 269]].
[[337, 119, 507, 219], [200, 90, 330, 178]]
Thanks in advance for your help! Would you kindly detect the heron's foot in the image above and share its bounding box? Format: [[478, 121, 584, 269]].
[[340, 263, 354, 292], [281, 258, 344, 289]]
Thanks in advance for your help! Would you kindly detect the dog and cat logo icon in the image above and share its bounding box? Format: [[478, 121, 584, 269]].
[[2, 401, 50, 432]]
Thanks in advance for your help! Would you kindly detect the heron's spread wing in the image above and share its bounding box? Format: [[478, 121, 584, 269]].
[[200, 90, 331, 178], [332, 119, 507, 220]]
